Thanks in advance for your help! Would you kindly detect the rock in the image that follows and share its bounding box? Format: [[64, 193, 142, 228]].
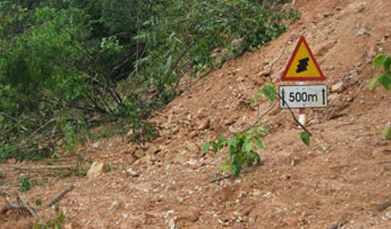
[[186, 142, 200, 153], [225, 117, 236, 126], [126, 129, 134, 138], [126, 168, 138, 177], [218, 187, 235, 202], [290, 155, 301, 166], [64, 223, 73, 229], [87, 162, 107, 179], [171, 125, 180, 135], [177, 208, 200, 222], [198, 119, 210, 130], [146, 145, 160, 156], [167, 113, 174, 123], [91, 142, 100, 149], [173, 154, 187, 164], [242, 205, 254, 216], [283, 218, 299, 227], [331, 82, 344, 93], [108, 200, 124, 215], [161, 129, 171, 138], [328, 93, 339, 101], [195, 108, 207, 119], [189, 131, 198, 138], [134, 149, 145, 158]]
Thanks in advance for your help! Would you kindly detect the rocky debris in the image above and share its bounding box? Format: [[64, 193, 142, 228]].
[[224, 117, 237, 126], [107, 199, 124, 215], [126, 129, 134, 138], [173, 154, 188, 165], [218, 187, 235, 202], [134, 149, 145, 158], [330, 82, 345, 93], [91, 142, 100, 149], [198, 118, 210, 130], [86, 162, 107, 179], [146, 145, 160, 156], [176, 208, 200, 222], [283, 218, 299, 227], [242, 205, 254, 216], [186, 142, 200, 154], [290, 155, 301, 166], [328, 93, 339, 101], [125, 168, 138, 177]]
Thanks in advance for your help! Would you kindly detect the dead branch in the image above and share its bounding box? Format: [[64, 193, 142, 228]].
[[335, 122, 355, 129], [46, 185, 75, 209], [11, 166, 74, 172], [210, 175, 232, 183], [17, 193, 48, 227], [230, 101, 277, 135], [0, 188, 13, 208], [330, 161, 391, 169], [327, 220, 349, 229], [0, 204, 36, 216]]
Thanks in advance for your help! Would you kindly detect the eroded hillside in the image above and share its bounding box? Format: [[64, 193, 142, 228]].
[[1, 0, 391, 228]]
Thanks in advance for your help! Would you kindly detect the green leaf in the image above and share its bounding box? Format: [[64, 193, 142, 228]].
[[250, 150, 261, 165], [231, 163, 237, 175], [230, 138, 237, 148], [218, 136, 227, 143], [369, 76, 379, 90], [258, 126, 270, 134], [202, 142, 210, 153], [222, 161, 229, 172], [255, 139, 264, 149], [381, 127, 391, 140], [35, 199, 42, 206], [384, 57, 391, 70], [244, 141, 253, 151], [262, 84, 276, 102], [379, 72, 391, 91], [218, 136, 227, 149], [57, 213, 65, 223], [213, 142, 219, 153], [374, 54, 388, 68], [251, 89, 262, 106], [297, 131, 311, 146]]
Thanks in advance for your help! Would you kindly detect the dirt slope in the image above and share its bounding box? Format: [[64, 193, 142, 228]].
[[2, 0, 391, 228]]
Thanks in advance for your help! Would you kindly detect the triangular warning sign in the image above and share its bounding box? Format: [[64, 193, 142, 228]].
[[281, 36, 326, 81]]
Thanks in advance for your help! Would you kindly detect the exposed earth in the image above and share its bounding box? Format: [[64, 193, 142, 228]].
[[2, 0, 391, 228]]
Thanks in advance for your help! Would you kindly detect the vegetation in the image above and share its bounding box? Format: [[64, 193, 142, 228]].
[[203, 127, 269, 176], [369, 54, 391, 139], [204, 83, 311, 176], [0, 0, 299, 162]]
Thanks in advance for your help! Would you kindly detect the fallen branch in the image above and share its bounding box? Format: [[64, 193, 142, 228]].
[[210, 175, 232, 183], [0, 204, 36, 216], [17, 193, 48, 227], [335, 122, 355, 129], [46, 185, 75, 209], [377, 201, 391, 212], [330, 161, 391, 169], [327, 220, 349, 229], [12, 166, 74, 172]]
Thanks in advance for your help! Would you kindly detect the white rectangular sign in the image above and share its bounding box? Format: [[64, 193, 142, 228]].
[[279, 85, 327, 109]]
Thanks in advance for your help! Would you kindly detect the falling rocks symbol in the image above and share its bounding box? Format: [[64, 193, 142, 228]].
[[296, 57, 309, 73]]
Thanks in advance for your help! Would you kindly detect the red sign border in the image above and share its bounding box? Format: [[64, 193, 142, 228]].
[[281, 36, 326, 81]]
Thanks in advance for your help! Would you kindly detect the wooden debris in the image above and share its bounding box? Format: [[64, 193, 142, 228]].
[[46, 185, 75, 208]]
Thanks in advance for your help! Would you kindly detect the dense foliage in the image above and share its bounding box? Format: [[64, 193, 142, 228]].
[[0, 0, 299, 162]]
